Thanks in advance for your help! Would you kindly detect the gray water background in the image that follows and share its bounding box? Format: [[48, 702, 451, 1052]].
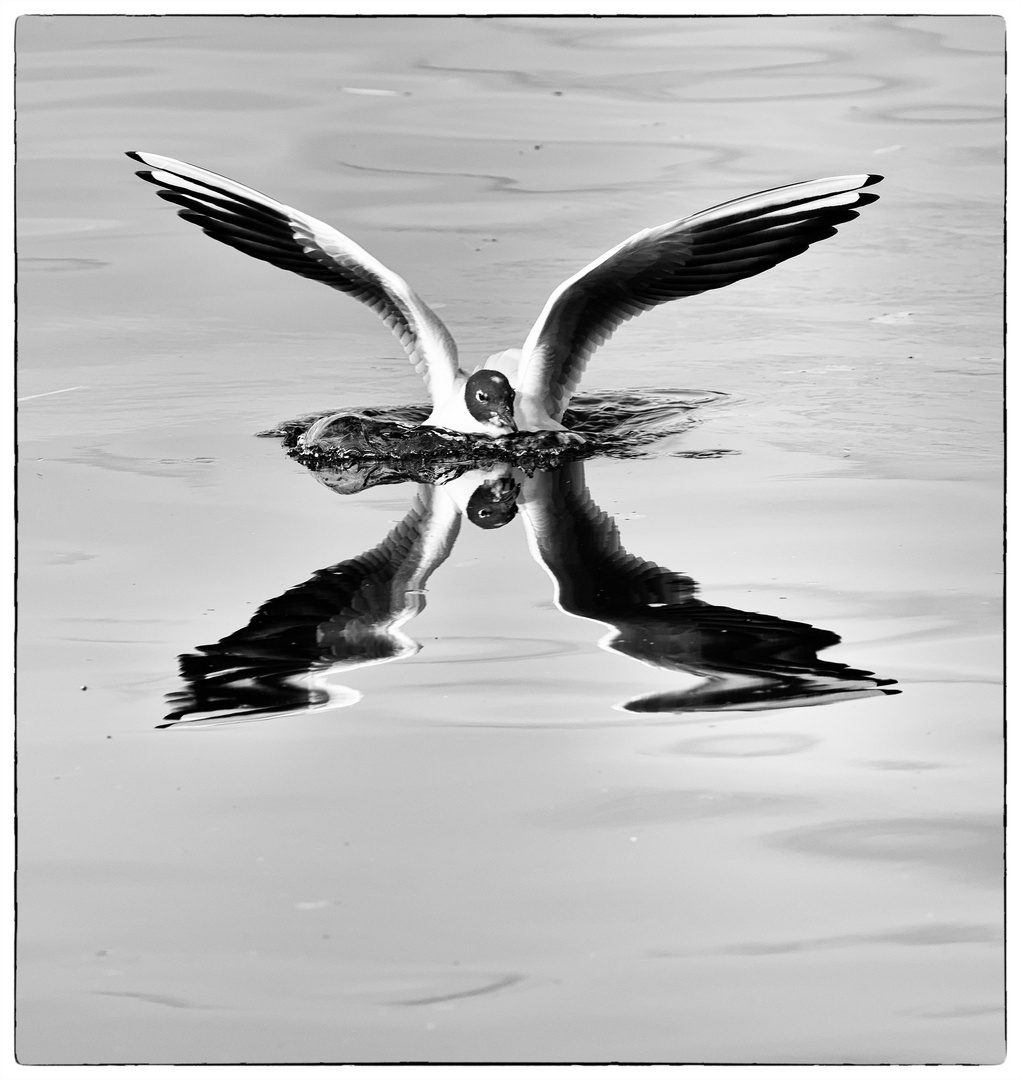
[[15, 14, 1004, 1064]]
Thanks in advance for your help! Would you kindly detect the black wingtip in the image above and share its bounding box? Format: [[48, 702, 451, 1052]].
[[133, 169, 162, 187], [125, 150, 145, 164], [864, 173, 884, 187]]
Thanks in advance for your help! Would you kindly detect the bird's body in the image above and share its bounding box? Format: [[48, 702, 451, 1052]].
[[127, 152, 881, 437]]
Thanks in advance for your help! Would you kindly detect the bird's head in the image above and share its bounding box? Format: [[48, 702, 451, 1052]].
[[466, 474, 520, 530], [464, 370, 517, 436]]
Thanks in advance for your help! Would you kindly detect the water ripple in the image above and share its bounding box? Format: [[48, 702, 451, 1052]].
[[652, 733, 819, 758], [866, 103, 1003, 124], [766, 814, 1003, 886]]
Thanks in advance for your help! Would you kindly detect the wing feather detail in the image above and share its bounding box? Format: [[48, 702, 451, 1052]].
[[127, 151, 461, 402], [516, 173, 882, 423]]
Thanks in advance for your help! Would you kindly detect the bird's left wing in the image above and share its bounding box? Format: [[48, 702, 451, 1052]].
[[127, 151, 462, 402], [519, 462, 898, 713], [515, 174, 882, 424]]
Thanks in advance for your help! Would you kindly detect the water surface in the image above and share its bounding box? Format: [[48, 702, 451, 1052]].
[[16, 14, 1004, 1065]]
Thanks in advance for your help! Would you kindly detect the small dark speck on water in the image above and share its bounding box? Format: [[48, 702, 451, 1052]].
[[80, 685, 88, 690]]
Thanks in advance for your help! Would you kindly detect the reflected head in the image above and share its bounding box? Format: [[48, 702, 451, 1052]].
[[466, 476, 520, 530]]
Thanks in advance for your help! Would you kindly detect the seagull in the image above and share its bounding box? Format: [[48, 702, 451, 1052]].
[[127, 152, 881, 436]]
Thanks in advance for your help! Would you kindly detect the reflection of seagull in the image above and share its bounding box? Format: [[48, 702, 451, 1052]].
[[163, 463, 894, 726], [162, 470, 515, 726], [517, 463, 899, 713], [128, 152, 881, 436]]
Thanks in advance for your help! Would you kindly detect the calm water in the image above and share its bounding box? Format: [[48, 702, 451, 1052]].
[[16, 15, 1004, 1065]]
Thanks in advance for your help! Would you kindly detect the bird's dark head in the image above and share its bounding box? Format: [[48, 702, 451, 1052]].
[[464, 370, 517, 436], [466, 475, 520, 530]]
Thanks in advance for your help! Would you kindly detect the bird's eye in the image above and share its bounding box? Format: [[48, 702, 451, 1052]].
[[475, 390, 489, 402]]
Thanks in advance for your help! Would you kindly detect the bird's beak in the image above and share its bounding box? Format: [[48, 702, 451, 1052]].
[[496, 403, 517, 433]]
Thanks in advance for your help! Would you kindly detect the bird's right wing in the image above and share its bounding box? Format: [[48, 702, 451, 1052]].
[[127, 151, 462, 403], [162, 484, 462, 725]]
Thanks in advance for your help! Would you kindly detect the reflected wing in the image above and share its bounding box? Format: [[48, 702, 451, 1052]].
[[520, 462, 700, 614], [516, 174, 882, 422], [127, 151, 461, 403], [162, 485, 461, 726], [613, 604, 898, 714], [519, 462, 897, 713]]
